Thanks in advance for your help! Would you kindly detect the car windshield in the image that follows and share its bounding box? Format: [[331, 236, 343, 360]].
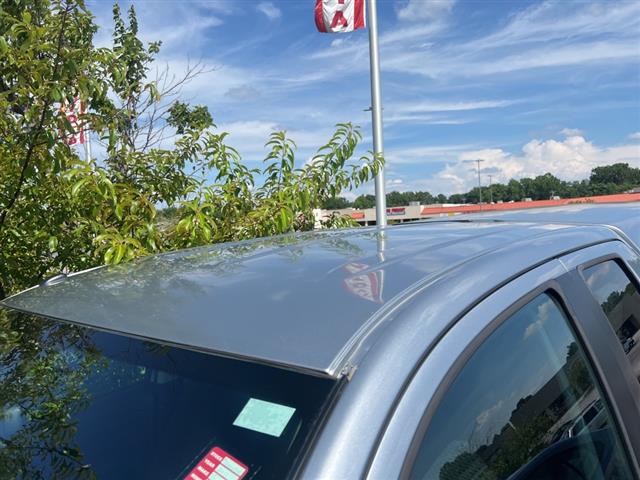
[[0, 310, 338, 479]]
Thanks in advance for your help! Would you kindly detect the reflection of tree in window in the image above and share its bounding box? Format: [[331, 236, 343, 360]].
[[601, 284, 637, 316], [409, 293, 633, 480], [0, 310, 101, 478], [583, 261, 640, 381], [438, 344, 587, 480]]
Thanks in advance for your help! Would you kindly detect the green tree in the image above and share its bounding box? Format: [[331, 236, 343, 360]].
[[448, 193, 466, 203], [590, 163, 640, 185], [0, 0, 114, 298], [323, 196, 352, 210], [531, 173, 563, 200], [386, 191, 407, 207], [507, 179, 523, 201], [0, 1, 382, 298], [489, 182, 508, 202], [416, 190, 435, 204], [353, 194, 376, 209], [0, 311, 102, 478]]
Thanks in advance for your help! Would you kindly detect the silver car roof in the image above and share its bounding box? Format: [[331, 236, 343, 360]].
[[454, 202, 640, 247], [2, 204, 639, 377]]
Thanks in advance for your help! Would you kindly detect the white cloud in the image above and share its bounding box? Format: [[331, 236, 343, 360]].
[[471, 1, 640, 50], [225, 85, 261, 100], [473, 41, 639, 75], [386, 40, 640, 78], [393, 134, 640, 195], [585, 261, 611, 290], [309, 22, 444, 61], [91, 1, 231, 54], [524, 297, 555, 339], [630, 132, 640, 141], [392, 99, 515, 114], [476, 400, 503, 426], [560, 128, 584, 137], [382, 98, 515, 126], [397, 0, 456, 22], [196, 0, 235, 15], [385, 144, 479, 165], [379, 1, 640, 79], [216, 120, 337, 162], [140, 16, 223, 49], [385, 114, 469, 126], [164, 61, 255, 105], [256, 2, 281, 21]]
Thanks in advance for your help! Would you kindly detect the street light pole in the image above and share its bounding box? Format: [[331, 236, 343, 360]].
[[367, 0, 386, 227], [464, 159, 484, 210], [476, 159, 483, 207], [488, 174, 493, 204]]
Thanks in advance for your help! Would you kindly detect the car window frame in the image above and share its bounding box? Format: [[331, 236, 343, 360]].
[[559, 242, 640, 446], [561, 242, 640, 402], [365, 249, 640, 480]]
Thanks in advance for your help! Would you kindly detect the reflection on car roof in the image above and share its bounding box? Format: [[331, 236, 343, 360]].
[[2, 204, 638, 377]]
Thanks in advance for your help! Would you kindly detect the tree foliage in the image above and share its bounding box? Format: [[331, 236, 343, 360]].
[[0, 0, 382, 298], [341, 164, 640, 210], [0, 313, 101, 478]]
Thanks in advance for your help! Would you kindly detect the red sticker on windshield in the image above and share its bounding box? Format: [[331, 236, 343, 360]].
[[184, 446, 248, 480]]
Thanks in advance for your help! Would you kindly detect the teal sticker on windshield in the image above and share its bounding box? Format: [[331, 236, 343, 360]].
[[233, 398, 296, 437]]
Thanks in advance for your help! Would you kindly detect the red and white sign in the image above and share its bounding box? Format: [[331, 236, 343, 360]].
[[387, 207, 405, 216], [184, 446, 248, 480], [343, 262, 384, 304], [315, 0, 366, 33], [60, 97, 86, 145]]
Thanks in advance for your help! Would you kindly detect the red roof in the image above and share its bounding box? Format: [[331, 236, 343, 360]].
[[420, 193, 640, 216]]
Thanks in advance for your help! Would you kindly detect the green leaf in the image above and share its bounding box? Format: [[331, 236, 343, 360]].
[[48, 236, 58, 253], [114, 245, 125, 264], [51, 87, 63, 102], [72, 179, 88, 197], [104, 247, 115, 264]]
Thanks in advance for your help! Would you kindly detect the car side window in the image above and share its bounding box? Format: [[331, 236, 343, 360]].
[[582, 260, 640, 383], [408, 293, 634, 480]]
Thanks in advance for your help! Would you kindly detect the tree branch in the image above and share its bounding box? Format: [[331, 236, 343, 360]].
[[0, 1, 73, 231]]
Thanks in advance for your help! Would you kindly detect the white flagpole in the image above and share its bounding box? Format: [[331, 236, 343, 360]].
[[84, 130, 92, 162], [366, 0, 386, 227], [82, 100, 92, 162]]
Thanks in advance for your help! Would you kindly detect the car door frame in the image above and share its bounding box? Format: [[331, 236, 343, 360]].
[[365, 244, 640, 479], [559, 241, 640, 418]]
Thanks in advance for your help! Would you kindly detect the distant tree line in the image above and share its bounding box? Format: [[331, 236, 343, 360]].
[[322, 163, 640, 209]]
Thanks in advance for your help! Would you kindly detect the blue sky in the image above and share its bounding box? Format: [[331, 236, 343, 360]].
[[87, 0, 640, 197]]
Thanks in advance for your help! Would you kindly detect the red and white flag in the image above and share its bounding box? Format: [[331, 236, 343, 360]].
[[342, 262, 384, 304], [60, 97, 86, 145], [315, 0, 366, 33]]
